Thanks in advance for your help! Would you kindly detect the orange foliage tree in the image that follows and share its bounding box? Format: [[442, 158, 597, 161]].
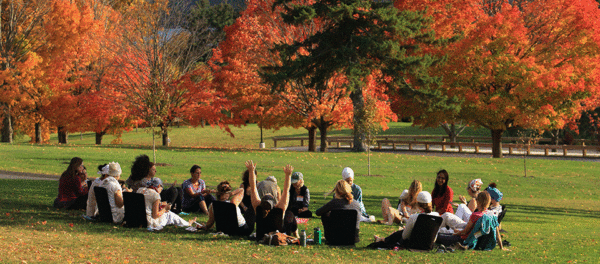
[[395, 0, 600, 157], [115, 0, 230, 157], [212, 0, 396, 151]]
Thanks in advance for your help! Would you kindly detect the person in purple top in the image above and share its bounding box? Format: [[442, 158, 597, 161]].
[[181, 165, 215, 214]]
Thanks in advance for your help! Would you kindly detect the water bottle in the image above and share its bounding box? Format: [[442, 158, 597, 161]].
[[313, 227, 322, 245], [300, 230, 307, 247]]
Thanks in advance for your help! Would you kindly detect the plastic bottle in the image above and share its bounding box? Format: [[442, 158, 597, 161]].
[[314, 227, 322, 245], [300, 230, 307, 247]]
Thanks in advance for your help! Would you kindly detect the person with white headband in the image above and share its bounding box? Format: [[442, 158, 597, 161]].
[[85, 164, 110, 219]]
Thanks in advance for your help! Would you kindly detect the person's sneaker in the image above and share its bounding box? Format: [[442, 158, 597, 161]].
[[179, 212, 190, 216]]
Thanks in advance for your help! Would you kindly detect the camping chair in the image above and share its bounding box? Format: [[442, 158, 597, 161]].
[[321, 209, 358, 246], [94, 187, 113, 223], [123, 192, 147, 228], [405, 214, 443, 250], [212, 201, 253, 236]]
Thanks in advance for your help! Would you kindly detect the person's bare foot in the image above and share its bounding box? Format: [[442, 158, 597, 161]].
[[188, 217, 198, 226], [373, 235, 384, 243]]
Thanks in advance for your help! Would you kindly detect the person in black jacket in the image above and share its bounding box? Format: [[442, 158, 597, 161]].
[[288, 172, 312, 218]]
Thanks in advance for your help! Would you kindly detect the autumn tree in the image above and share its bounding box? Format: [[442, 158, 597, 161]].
[[401, 0, 600, 158], [0, 0, 50, 143], [116, 0, 229, 160], [264, 0, 441, 152], [213, 0, 391, 152]]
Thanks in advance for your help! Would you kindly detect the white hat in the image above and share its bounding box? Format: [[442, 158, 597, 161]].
[[399, 189, 409, 200], [342, 167, 354, 180], [97, 164, 109, 175], [108, 162, 122, 177], [417, 191, 432, 203]]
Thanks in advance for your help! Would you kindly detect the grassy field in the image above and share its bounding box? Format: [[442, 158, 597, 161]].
[[1, 124, 599, 263]]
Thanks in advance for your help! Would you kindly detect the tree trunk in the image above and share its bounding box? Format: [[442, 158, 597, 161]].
[[58, 127, 68, 144], [34, 122, 42, 143], [1, 104, 13, 143], [319, 125, 329, 152], [491, 129, 504, 158], [350, 90, 366, 152], [162, 129, 169, 146], [307, 126, 317, 152], [95, 131, 106, 145]]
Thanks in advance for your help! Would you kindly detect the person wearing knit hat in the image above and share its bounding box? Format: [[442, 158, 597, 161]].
[[288, 172, 312, 218], [98, 161, 125, 224], [485, 183, 503, 216], [372, 191, 439, 249]]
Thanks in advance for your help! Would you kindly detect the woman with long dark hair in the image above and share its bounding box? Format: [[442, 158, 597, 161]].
[[54, 157, 89, 210], [432, 169, 454, 215], [245, 160, 296, 240]]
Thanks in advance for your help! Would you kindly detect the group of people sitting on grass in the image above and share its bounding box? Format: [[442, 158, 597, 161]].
[[54, 155, 506, 250], [376, 170, 507, 251]]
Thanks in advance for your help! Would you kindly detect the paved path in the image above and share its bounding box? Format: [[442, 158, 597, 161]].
[[0, 170, 59, 181]]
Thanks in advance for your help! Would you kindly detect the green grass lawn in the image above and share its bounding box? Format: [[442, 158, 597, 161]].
[[0, 124, 599, 263]]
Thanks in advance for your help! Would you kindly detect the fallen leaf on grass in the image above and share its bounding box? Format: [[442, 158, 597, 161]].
[[251, 254, 259, 259], [68, 223, 74, 227]]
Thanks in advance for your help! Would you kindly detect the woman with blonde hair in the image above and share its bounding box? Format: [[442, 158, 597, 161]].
[[317, 179, 362, 243], [381, 180, 422, 225], [372, 191, 439, 249]]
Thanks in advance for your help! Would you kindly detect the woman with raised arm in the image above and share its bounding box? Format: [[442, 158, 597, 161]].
[[453, 178, 483, 222], [245, 160, 297, 240], [201, 181, 253, 236]]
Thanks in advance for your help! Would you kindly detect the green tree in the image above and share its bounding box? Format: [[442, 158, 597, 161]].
[[262, 0, 442, 151]]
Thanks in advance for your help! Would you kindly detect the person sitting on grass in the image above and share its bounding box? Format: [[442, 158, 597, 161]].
[[99, 162, 127, 224], [126, 155, 154, 192], [85, 164, 110, 218], [453, 178, 483, 222], [245, 160, 297, 240], [372, 191, 438, 249], [182, 165, 216, 215], [486, 183, 503, 216], [137, 178, 196, 231], [432, 169, 454, 215], [316, 179, 362, 243], [201, 181, 253, 236], [54, 157, 89, 210], [381, 180, 422, 225], [436, 191, 506, 250], [288, 172, 312, 218], [325, 167, 374, 222]]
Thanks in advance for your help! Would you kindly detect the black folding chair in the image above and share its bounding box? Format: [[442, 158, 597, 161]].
[[94, 186, 113, 223], [123, 192, 147, 228], [213, 201, 241, 235], [406, 214, 443, 250], [321, 209, 359, 246]]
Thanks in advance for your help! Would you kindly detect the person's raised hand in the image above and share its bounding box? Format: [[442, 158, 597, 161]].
[[284, 164, 294, 176], [459, 195, 467, 204], [245, 160, 256, 172]]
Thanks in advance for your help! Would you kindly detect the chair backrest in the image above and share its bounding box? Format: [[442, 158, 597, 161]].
[[94, 186, 113, 223], [406, 214, 443, 250], [212, 201, 239, 235], [497, 205, 507, 223], [321, 209, 358, 246], [123, 192, 147, 228]]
